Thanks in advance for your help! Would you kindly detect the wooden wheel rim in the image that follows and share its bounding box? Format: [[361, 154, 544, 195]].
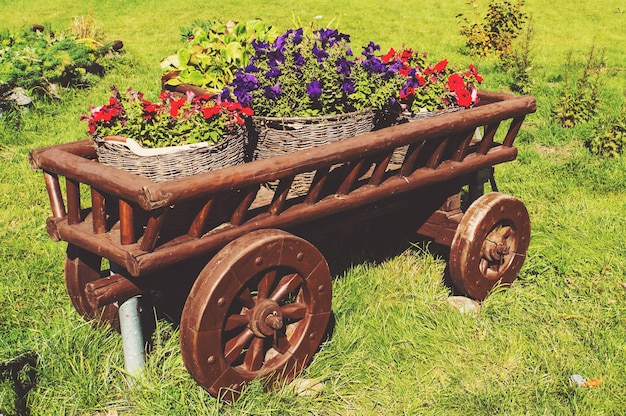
[[449, 192, 530, 300], [64, 244, 119, 326], [180, 229, 332, 401]]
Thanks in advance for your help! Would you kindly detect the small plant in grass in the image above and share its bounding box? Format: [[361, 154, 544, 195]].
[[586, 110, 626, 157], [500, 19, 535, 94], [553, 45, 604, 127], [457, 0, 527, 57]]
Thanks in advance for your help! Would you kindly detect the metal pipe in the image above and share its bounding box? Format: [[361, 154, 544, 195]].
[[118, 296, 145, 380]]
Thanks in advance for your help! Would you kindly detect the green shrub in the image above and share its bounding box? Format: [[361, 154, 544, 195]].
[[500, 20, 535, 94], [457, 0, 527, 57], [586, 115, 626, 157], [552, 45, 604, 127], [0, 24, 124, 97]]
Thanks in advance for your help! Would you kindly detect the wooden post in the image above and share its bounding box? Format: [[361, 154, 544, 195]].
[[119, 199, 136, 245], [44, 171, 66, 219], [66, 178, 81, 225], [91, 188, 106, 234]]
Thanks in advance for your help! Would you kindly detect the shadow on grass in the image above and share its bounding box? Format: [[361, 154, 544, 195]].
[[0, 351, 38, 416]]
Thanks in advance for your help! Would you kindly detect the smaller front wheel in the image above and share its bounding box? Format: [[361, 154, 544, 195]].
[[449, 192, 530, 300]]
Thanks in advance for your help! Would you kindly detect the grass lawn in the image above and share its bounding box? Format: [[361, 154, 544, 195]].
[[1, 0, 625, 414]]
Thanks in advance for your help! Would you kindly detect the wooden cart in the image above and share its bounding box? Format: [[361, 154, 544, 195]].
[[30, 91, 536, 401]]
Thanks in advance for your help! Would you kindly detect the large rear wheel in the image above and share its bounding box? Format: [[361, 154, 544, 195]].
[[180, 229, 332, 401]]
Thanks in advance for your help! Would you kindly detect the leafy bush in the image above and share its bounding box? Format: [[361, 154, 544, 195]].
[[457, 0, 527, 57], [553, 45, 604, 127], [0, 24, 124, 98], [586, 115, 626, 157]]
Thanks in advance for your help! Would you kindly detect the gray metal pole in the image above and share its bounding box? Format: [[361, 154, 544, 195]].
[[118, 296, 145, 379]]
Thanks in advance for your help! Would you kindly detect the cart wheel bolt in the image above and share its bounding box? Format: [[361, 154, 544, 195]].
[[255, 256, 263, 266], [207, 355, 216, 364], [318, 284, 326, 293], [217, 297, 226, 307], [297, 252, 304, 261], [309, 332, 316, 341]]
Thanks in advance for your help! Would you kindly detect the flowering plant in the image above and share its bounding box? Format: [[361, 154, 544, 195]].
[[381, 47, 484, 114], [81, 87, 253, 148], [222, 28, 405, 117]]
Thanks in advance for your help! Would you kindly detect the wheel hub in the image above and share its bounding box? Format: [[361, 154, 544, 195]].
[[481, 226, 513, 271], [248, 298, 283, 337]]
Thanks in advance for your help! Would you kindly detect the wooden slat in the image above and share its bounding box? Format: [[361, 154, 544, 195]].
[[269, 176, 294, 215], [44, 171, 66, 219], [304, 167, 330, 205], [476, 122, 501, 155], [337, 159, 366, 195], [426, 137, 450, 169], [231, 186, 259, 226], [451, 130, 476, 162], [503, 116, 526, 147], [188, 199, 215, 238], [119, 199, 136, 245], [66, 177, 81, 225], [368, 152, 393, 186], [91, 188, 106, 234], [400, 140, 426, 177], [140, 209, 167, 252]]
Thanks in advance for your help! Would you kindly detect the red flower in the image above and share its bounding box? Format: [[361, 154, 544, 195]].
[[455, 88, 472, 107], [381, 48, 396, 64], [433, 59, 448, 73], [170, 98, 187, 117], [446, 73, 465, 91], [201, 105, 221, 119]]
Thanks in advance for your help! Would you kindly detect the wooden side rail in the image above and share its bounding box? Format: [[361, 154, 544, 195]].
[[30, 93, 536, 275]]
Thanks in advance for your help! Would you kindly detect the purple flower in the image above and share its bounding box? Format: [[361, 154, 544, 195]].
[[266, 67, 281, 79], [336, 57, 354, 77], [361, 56, 385, 75], [307, 79, 322, 99], [244, 63, 260, 73], [341, 79, 355, 95], [293, 51, 305, 68], [362, 41, 381, 58], [251, 40, 271, 53], [292, 28, 304, 45], [312, 43, 329, 62], [315, 28, 350, 47], [264, 84, 282, 99]]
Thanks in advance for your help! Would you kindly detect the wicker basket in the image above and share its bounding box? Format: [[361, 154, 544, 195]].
[[250, 110, 376, 195], [391, 107, 465, 164], [95, 127, 246, 182], [95, 128, 246, 232]]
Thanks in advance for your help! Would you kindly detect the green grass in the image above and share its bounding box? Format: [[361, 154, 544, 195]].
[[1, 0, 626, 414]]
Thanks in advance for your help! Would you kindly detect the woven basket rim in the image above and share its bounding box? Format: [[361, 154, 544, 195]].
[[252, 109, 374, 124], [96, 127, 243, 157]]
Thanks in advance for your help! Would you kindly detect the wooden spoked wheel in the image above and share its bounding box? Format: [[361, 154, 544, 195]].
[[449, 192, 530, 300], [65, 244, 119, 327], [180, 229, 332, 401]]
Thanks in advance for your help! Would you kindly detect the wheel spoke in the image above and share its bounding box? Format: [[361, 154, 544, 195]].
[[237, 287, 256, 309], [270, 273, 301, 302], [257, 269, 278, 300], [224, 328, 255, 364], [244, 337, 266, 372], [273, 328, 290, 354], [224, 313, 249, 332], [280, 302, 307, 321]]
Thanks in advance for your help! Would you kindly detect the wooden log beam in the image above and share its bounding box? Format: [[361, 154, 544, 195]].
[[84, 274, 143, 309]]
